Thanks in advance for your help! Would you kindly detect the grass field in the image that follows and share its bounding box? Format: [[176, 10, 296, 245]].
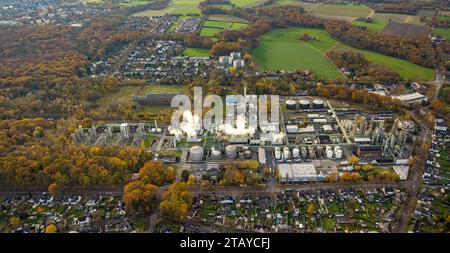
[[119, 0, 152, 7], [200, 27, 224, 36], [132, 0, 201, 16], [230, 0, 267, 8], [200, 19, 250, 37], [336, 44, 434, 81], [310, 4, 372, 19], [433, 27, 450, 40], [252, 27, 343, 80], [182, 47, 210, 57], [372, 13, 425, 26], [207, 14, 250, 23], [352, 19, 389, 32], [203, 20, 232, 29]]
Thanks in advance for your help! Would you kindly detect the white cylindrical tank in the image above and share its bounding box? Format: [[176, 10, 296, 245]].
[[309, 147, 316, 159], [285, 100, 297, 110], [292, 148, 300, 158], [313, 99, 324, 109], [325, 146, 333, 159], [244, 150, 252, 159], [274, 147, 281, 160], [211, 150, 222, 160], [283, 147, 290, 160], [226, 145, 238, 159], [299, 99, 310, 109], [190, 146, 204, 161], [335, 149, 343, 159]]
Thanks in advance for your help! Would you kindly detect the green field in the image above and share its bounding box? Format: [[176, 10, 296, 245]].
[[119, 0, 152, 6], [203, 20, 232, 29], [200, 27, 224, 36], [433, 27, 450, 40], [133, 0, 201, 16], [230, 0, 266, 8], [252, 27, 343, 80], [182, 47, 210, 57], [336, 44, 434, 81], [310, 4, 372, 19], [352, 19, 389, 32], [372, 13, 425, 26], [200, 20, 250, 37], [207, 14, 250, 23]]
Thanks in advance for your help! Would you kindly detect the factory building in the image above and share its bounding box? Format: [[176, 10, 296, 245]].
[[278, 163, 323, 182], [393, 165, 409, 180], [357, 145, 383, 160], [392, 92, 428, 107]]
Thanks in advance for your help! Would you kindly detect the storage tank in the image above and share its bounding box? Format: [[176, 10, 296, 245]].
[[301, 147, 308, 158], [325, 146, 333, 159], [283, 147, 290, 160], [244, 150, 252, 159], [334, 148, 343, 159], [274, 147, 282, 160], [316, 146, 323, 158], [313, 99, 324, 109], [299, 99, 310, 110], [211, 149, 222, 160], [285, 100, 297, 110], [308, 147, 316, 159], [226, 145, 238, 159], [190, 146, 204, 161], [292, 148, 300, 158]]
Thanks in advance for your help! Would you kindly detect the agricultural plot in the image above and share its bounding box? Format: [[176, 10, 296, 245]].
[[352, 19, 389, 32], [230, 0, 267, 8], [372, 13, 425, 26], [252, 27, 343, 80], [309, 4, 372, 19], [336, 44, 434, 81], [119, 0, 152, 6], [207, 14, 250, 23], [382, 21, 428, 37], [200, 19, 250, 37], [274, 0, 320, 11], [133, 0, 201, 16]]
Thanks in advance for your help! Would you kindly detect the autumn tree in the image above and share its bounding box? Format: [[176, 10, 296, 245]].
[[123, 180, 159, 214], [159, 182, 193, 222], [45, 224, 58, 233]]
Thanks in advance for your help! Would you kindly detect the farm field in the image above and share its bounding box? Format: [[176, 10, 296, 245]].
[[207, 14, 250, 23], [132, 0, 201, 16], [230, 0, 267, 8], [274, 0, 320, 11], [252, 27, 343, 80], [433, 27, 450, 40], [309, 4, 372, 19], [352, 19, 389, 32], [119, 0, 152, 6], [182, 47, 210, 57], [200, 19, 250, 37], [382, 21, 428, 37], [336, 44, 434, 81], [372, 13, 425, 26]]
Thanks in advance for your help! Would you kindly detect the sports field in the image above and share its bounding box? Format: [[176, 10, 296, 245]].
[[182, 47, 210, 57], [133, 0, 201, 16], [336, 44, 434, 81], [252, 27, 343, 80]]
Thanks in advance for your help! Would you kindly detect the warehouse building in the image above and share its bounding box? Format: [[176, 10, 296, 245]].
[[278, 163, 323, 182]]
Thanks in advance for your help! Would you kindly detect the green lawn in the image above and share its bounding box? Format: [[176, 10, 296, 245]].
[[336, 44, 435, 81], [310, 4, 372, 18], [203, 20, 232, 29], [433, 27, 450, 40], [207, 14, 250, 23], [230, 0, 266, 8], [230, 22, 249, 29], [182, 47, 210, 57], [132, 0, 201, 16], [200, 27, 224, 37], [352, 19, 389, 32], [252, 27, 343, 80]]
